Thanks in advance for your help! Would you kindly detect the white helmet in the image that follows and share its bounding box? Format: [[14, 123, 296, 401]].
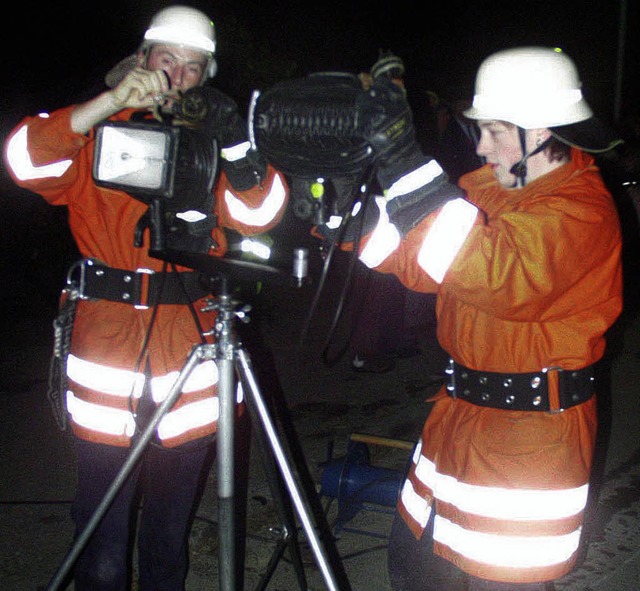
[[464, 47, 593, 129], [142, 5, 216, 54], [141, 5, 217, 79]]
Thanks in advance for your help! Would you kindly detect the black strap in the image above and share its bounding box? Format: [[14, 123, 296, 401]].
[[76, 261, 209, 307], [446, 360, 595, 412]]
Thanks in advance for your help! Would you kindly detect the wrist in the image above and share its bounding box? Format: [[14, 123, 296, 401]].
[[71, 91, 122, 135]]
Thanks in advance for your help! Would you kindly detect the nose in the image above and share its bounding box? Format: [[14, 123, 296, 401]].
[[168, 65, 185, 89], [476, 133, 490, 158]]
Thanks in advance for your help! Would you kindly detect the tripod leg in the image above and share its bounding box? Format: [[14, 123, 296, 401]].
[[217, 351, 237, 591], [244, 390, 308, 591], [235, 347, 350, 591]]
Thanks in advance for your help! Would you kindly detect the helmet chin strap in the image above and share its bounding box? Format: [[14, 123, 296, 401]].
[[509, 127, 551, 187]]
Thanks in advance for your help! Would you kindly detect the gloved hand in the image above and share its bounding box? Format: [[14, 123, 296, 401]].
[[180, 87, 266, 191], [358, 77, 415, 166], [385, 173, 465, 236], [357, 78, 433, 191]]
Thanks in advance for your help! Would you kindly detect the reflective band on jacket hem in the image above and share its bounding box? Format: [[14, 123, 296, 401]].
[[5, 124, 73, 181], [224, 172, 287, 227], [66, 391, 137, 437], [434, 515, 581, 568], [66, 390, 219, 440], [67, 354, 145, 398], [412, 452, 589, 521], [400, 479, 432, 528], [417, 198, 478, 283], [156, 397, 218, 440], [150, 360, 219, 402], [360, 197, 400, 268]]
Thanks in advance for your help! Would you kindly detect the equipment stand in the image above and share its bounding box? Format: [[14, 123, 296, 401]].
[[46, 272, 346, 591]]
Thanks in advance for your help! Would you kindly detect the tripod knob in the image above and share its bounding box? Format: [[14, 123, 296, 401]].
[[236, 304, 252, 323]]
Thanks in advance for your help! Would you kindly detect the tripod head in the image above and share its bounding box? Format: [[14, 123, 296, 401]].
[[151, 248, 287, 279]]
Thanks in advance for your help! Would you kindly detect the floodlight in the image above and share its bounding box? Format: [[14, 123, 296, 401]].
[[93, 121, 182, 198]]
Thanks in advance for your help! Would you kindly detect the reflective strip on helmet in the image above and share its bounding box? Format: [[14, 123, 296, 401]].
[[221, 141, 251, 162], [223, 172, 287, 227], [434, 515, 581, 568], [417, 198, 478, 283], [144, 27, 215, 54], [150, 360, 219, 403], [5, 124, 73, 181], [66, 391, 137, 437], [157, 397, 218, 440], [399, 478, 432, 529], [384, 159, 444, 200], [412, 452, 589, 521], [359, 197, 400, 268], [67, 354, 145, 398]]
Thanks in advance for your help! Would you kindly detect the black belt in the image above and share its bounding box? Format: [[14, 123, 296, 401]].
[[445, 359, 595, 412], [69, 259, 210, 307]]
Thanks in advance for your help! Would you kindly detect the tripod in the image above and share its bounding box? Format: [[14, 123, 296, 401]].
[[46, 251, 348, 591]]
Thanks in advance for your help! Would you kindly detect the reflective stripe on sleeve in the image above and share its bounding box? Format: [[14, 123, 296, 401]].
[[223, 172, 287, 227], [417, 198, 478, 283], [5, 124, 73, 181], [359, 196, 401, 268]]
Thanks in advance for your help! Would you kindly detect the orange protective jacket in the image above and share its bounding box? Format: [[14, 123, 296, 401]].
[[372, 150, 623, 583], [4, 105, 288, 448]]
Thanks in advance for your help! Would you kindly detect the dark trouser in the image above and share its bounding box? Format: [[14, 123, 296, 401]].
[[71, 414, 251, 591], [387, 512, 555, 591]]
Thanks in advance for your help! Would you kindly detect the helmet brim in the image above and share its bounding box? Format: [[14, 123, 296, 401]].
[[551, 117, 624, 154]]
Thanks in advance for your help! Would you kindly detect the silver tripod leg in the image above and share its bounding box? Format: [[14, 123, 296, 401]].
[[235, 347, 343, 591]]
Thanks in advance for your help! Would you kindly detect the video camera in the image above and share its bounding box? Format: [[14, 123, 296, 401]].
[[248, 51, 409, 225]]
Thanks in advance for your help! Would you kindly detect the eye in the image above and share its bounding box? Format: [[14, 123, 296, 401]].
[[158, 55, 176, 69], [185, 64, 205, 77]]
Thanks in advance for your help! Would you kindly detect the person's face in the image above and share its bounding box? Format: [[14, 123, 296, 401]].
[[476, 120, 522, 187], [145, 44, 208, 92], [476, 120, 551, 188]]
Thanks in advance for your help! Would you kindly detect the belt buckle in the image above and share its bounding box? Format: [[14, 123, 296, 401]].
[[542, 366, 564, 413], [134, 268, 155, 309], [66, 259, 95, 300]]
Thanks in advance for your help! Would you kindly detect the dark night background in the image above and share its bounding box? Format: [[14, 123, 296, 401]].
[[4, 0, 639, 122], [1, 0, 640, 312]]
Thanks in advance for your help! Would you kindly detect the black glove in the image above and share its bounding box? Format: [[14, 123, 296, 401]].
[[181, 87, 266, 191], [386, 174, 465, 236], [358, 77, 415, 166], [357, 78, 435, 192]]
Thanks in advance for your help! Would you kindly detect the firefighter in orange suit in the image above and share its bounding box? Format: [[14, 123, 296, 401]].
[[4, 5, 287, 590], [316, 47, 623, 590]]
